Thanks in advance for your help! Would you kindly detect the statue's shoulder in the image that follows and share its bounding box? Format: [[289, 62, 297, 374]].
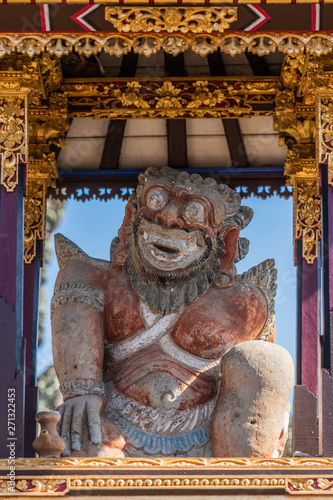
[[54, 233, 112, 272], [236, 259, 277, 341]]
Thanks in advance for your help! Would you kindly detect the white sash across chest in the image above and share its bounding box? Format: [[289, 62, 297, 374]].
[[108, 301, 220, 376]]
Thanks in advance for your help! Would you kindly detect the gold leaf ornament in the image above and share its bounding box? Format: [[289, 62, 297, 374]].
[[0, 95, 27, 192], [105, 7, 237, 34], [154, 81, 185, 109], [115, 82, 150, 109], [317, 478, 333, 490]]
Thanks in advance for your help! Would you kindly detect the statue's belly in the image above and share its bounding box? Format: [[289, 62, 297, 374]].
[[107, 345, 217, 411]]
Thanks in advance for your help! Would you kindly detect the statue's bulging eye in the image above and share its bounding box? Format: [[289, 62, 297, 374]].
[[146, 189, 167, 210], [185, 201, 205, 221]]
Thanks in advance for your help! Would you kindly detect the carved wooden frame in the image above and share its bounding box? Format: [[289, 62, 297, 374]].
[[1, 457, 333, 496], [1, 25, 332, 500]]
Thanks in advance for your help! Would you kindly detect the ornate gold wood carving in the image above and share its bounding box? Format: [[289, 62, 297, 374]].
[[275, 55, 324, 264], [24, 154, 58, 264], [287, 478, 333, 494], [63, 77, 277, 119], [0, 94, 28, 192], [0, 477, 68, 495], [6, 457, 333, 467], [317, 93, 333, 186], [293, 171, 321, 265], [1, 54, 69, 263], [1, 457, 333, 496], [283, 145, 320, 265], [24, 90, 69, 263], [0, 55, 61, 195], [0, 57, 45, 192], [105, 7, 237, 34], [1, 33, 333, 58]]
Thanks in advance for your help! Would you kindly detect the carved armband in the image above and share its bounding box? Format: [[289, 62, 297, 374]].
[[51, 282, 104, 317], [60, 379, 106, 401]]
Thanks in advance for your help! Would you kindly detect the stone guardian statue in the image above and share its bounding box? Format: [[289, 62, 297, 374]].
[[51, 167, 293, 458]]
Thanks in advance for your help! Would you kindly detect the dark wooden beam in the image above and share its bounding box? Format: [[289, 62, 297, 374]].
[[207, 51, 249, 168], [245, 52, 271, 76], [100, 52, 138, 170], [100, 121, 127, 170], [223, 119, 249, 168], [167, 120, 188, 169], [207, 51, 227, 77], [164, 53, 188, 169], [119, 51, 139, 78], [164, 53, 186, 77]]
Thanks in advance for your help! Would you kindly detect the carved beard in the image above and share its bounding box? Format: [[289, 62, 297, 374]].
[[125, 216, 221, 314]]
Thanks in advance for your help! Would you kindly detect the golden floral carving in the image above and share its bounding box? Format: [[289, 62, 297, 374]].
[[287, 477, 333, 494], [0, 33, 333, 59], [154, 81, 185, 112], [317, 94, 333, 185], [0, 94, 28, 192], [293, 174, 321, 265], [188, 81, 223, 108], [64, 78, 271, 119], [0, 478, 68, 495], [40, 54, 63, 97], [274, 67, 322, 265], [0, 57, 43, 102], [105, 7, 237, 34], [24, 154, 58, 264], [317, 478, 333, 491], [24, 89, 68, 264], [114, 82, 150, 109], [280, 53, 306, 92]]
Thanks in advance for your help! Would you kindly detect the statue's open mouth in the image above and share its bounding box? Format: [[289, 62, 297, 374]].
[[137, 219, 207, 271]]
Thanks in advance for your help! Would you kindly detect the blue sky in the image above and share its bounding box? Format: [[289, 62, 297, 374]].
[[38, 193, 297, 394]]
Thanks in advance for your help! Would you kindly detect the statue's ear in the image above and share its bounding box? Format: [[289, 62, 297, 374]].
[[220, 225, 240, 268], [111, 201, 136, 268]]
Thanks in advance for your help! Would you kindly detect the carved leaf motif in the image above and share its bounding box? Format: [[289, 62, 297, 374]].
[[295, 179, 321, 264], [0, 96, 27, 192], [105, 7, 238, 34], [289, 479, 315, 491], [317, 478, 333, 490]]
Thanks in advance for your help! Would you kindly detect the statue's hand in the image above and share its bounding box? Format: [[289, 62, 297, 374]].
[[57, 395, 107, 456]]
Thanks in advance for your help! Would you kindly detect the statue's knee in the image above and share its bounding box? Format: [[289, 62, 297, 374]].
[[219, 340, 294, 401], [212, 341, 294, 457]]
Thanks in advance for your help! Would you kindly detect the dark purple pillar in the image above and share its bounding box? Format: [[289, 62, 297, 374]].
[[320, 164, 333, 456], [301, 260, 319, 395], [23, 241, 40, 457], [293, 241, 319, 456], [0, 166, 26, 458]]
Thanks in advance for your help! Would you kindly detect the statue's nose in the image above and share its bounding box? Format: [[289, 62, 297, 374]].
[[156, 202, 184, 228]]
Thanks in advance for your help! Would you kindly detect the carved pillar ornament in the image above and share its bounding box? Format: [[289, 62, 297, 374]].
[[24, 57, 69, 264], [0, 55, 40, 192], [24, 154, 58, 264], [284, 153, 321, 265], [317, 94, 333, 186], [0, 94, 28, 192], [274, 77, 320, 265]]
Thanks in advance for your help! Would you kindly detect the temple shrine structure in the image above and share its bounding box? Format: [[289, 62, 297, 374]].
[[1, 0, 333, 497]]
